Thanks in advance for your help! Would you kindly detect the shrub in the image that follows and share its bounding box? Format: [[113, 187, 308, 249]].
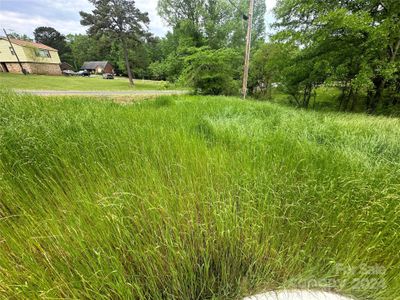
[[182, 47, 241, 95]]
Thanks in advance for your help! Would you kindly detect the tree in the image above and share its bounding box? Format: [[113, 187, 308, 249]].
[[80, 0, 150, 85], [157, 0, 266, 49], [182, 47, 241, 95], [7, 32, 33, 41], [228, 0, 266, 47], [67, 34, 114, 70], [157, 0, 204, 28], [249, 42, 290, 98], [155, 0, 266, 86], [33, 27, 71, 62], [272, 0, 400, 113]]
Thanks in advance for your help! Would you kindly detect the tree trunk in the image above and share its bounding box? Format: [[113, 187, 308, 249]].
[[311, 89, 317, 109], [338, 87, 346, 111], [302, 84, 312, 108], [122, 38, 134, 86], [267, 83, 272, 99], [338, 80, 350, 111], [292, 93, 300, 106], [368, 77, 384, 113], [394, 80, 400, 106], [368, 38, 400, 113], [343, 85, 353, 111], [350, 89, 358, 111]]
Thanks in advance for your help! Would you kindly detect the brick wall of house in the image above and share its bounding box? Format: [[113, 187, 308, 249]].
[[4, 62, 61, 75], [3, 62, 22, 73], [27, 63, 62, 75]]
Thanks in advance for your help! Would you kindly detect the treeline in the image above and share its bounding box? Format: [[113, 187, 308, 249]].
[[11, 0, 399, 114], [19, 0, 267, 91], [161, 0, 399, 114], [267, 0, 400, 114], [155, 0, 400, 114], [14, 27, 164, 79]]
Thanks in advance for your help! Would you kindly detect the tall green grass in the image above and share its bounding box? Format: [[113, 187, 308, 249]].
[[0, 91, 399, 299]]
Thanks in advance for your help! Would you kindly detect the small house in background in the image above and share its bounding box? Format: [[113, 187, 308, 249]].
[[0, 37, 61, 75], [80, 61, 114, 74], [60, 62, 74, 71]]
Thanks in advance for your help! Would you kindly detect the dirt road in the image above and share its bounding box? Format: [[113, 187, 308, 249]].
[[14, 89, 188, 97]]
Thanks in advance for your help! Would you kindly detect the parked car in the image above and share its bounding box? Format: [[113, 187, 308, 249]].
[[77, 70, 90, 77], [62, 70, 76, 76], [102, 73, 114, 79]]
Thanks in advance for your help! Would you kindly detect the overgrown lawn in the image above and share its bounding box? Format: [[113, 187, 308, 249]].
[[0, 92, 399, 299]]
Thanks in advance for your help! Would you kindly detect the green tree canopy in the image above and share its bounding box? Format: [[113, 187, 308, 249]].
[[80, 0, 150, 85], [33, 27, 71, 63], [157, 0, 266, 49], [272, 0, 400, 112]]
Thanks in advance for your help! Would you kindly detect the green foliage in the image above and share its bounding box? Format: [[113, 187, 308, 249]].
[[148, 61, 168, 80], [249, 42, 291, 98], [80, 0, 149, 40], [1, 91, 399, 298], [80, 0, 150, 84], [33, 26, 71, 63], [66, 34, 114, 71], [157, 0, 266, 49], [182, 47, 241, 95], [270, 0, 400, 113]]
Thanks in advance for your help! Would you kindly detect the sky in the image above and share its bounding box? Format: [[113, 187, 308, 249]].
[[0, 0, 276, 38]]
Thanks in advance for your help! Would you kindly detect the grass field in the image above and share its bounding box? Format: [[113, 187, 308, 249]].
[[0, 91, 399, 299], [0, 73, 177, 91]]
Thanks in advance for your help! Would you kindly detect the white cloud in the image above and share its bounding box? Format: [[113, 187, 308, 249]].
[[265, 0, 277, 37], [0, 11, 85, 36], [0, 0, 169, 37], [39, 0, 94, 13], [266, 0, 277, 12], [0, 0, 275, 38], [135, 0, 170, 36]]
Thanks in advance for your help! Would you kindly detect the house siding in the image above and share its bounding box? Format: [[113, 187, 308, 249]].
[[0, 40, 27, 61], [81, 61, 114, 74], [22, 46, 61, 64], [94, 63, 114, 74], [0, 39, 61, 75], [103, 63, 114, 73]]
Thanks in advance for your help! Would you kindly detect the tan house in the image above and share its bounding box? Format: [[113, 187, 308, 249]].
[[0, 38, 61, 75]]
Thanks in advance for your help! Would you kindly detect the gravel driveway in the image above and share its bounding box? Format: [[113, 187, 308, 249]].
[[14, 89, 188, 96]]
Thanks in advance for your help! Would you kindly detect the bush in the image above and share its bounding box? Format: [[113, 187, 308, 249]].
[[182, 47, 241, 95], [148, 61, 168, 81]]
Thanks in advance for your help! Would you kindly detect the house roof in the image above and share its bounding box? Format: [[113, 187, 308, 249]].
[[60, 62, 74, 70], [81, 61, 111, 70], [61, 62, 73, 67], [1, 37, 58, 51]]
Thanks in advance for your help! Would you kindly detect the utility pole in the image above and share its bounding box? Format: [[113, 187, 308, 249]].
[[241, 0, 254, 99], [3, 28, 26, 75]]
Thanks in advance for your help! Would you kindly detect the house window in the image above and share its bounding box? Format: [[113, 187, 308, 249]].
[[9, 47, 15, 55], [35, 49, 51, 58]]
